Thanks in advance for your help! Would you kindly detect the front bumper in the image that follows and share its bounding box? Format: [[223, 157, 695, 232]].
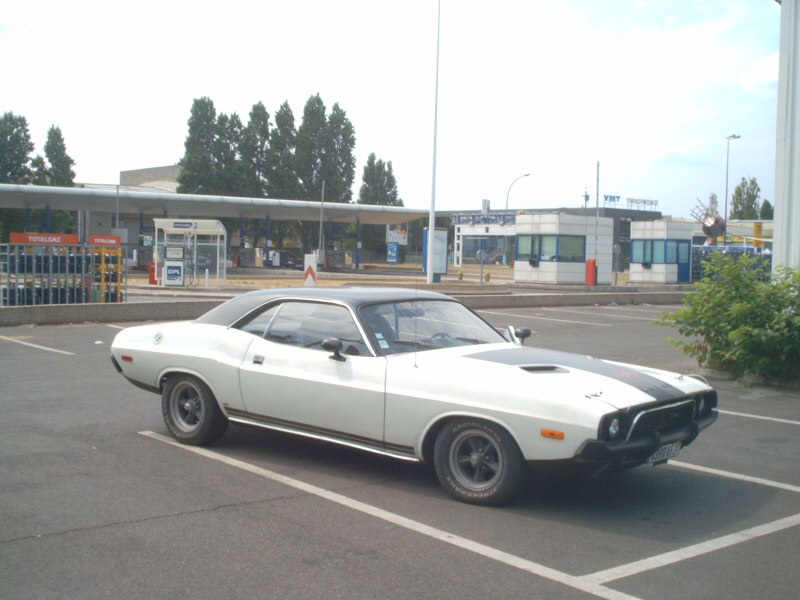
[[575, 410, 718, 469]]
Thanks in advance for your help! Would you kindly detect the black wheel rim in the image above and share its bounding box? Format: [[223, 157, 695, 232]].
[[448, 429, 503, 491], [169, 381, 203, 433]]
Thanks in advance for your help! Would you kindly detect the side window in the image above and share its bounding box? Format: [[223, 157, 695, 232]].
[[516, 235, 533, 261], [264, 302, 370, 356], [238, 304, 279, 337]]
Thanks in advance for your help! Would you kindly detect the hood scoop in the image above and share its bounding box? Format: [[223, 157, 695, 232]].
[[520, 365, 568, 374]]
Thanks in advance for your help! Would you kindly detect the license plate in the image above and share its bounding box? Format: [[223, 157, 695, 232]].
[[645, 441, 682, 466]]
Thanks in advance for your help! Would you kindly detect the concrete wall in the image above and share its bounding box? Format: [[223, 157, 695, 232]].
[[0, 290, 687, 327], [0, 301, 222, 327]]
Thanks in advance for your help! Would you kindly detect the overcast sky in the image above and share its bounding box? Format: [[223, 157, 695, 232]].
[[2, 0, 782, 219]]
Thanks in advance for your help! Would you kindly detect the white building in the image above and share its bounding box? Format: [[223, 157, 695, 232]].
[[513, 213, 614, 284]]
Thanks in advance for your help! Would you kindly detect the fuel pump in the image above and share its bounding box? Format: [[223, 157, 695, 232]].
[[153, 218, 227, 287], [163, 246, 185, 286]]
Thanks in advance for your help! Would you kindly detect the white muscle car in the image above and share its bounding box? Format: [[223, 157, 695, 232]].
[[110, 287, 718, 505]]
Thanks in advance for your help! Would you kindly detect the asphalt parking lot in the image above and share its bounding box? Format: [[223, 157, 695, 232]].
[[1, 303, 798, 600]]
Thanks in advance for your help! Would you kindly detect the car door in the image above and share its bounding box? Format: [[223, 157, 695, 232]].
[[237, 300, 387, 448]]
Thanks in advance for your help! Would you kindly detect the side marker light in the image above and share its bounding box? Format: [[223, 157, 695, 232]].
[[540, 429, 565, 440], [121, 355, 133, 362]]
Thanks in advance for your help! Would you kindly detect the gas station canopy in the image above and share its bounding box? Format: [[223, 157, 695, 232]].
[[0, 184, 428, 225]]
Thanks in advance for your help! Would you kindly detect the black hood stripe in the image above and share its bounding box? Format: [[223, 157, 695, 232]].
[[468, 347, 685, 402]]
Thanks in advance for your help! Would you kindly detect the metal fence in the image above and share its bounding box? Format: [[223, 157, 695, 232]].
[[691, 246, 772, 283], [1, 244, 125, 307]]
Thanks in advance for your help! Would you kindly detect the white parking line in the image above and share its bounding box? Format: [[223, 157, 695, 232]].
[[604, 305, 678, 314], [581, 512, 800, 585], [142, 430, 800, 598], [541, 308, 658, 321], [0, 334, 75, 355], [140, 430, 642, 600], [478, 310, 612, 327], [718, 409, 800, 427], [671, 461, 800, 494]]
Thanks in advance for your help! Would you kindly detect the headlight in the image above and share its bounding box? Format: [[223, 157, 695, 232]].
[[608, 417, 621, 439], [697, 397, 707, 416], [694, 391, 717, 417]]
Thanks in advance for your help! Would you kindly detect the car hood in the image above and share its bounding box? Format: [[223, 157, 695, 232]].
[[411, 344, 708, 411]]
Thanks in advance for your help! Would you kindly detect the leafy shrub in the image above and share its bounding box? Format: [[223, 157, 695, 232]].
[[656, 252, 800, 383]]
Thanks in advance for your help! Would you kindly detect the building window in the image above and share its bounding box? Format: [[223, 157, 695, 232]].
[[516, 235, 533, 260], [631, 240, 684, 264], [516, 234, 586, 262], [557, 235, 586, 262]]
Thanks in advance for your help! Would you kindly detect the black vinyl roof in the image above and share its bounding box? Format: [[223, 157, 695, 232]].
[[194, 286, 452, 327]]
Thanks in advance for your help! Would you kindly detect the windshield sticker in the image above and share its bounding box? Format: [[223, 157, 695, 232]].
[[379, 340, 390, 348]]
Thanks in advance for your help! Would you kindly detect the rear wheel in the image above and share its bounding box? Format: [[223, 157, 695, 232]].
[[433, 418, 527, 506], [161, 374, 228, 445]]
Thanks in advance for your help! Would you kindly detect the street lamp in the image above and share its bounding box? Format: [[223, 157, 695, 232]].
[[723, 134, 740, 246], [505, 172, 531, 213], [502, 173, 530, 264]]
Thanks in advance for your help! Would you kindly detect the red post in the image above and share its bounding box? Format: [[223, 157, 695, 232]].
[[585, 259, 597, 286], [149, 261, 157, 285]]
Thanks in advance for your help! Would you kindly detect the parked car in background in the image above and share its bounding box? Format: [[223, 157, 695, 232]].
[[110, 287, 718, 505]]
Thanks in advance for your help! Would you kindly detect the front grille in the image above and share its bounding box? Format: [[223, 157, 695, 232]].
[[627, 400, 695, 441]]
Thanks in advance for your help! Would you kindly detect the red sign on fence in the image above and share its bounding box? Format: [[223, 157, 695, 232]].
[[10, 232, 80, 245], [89, 235, 121, 246]]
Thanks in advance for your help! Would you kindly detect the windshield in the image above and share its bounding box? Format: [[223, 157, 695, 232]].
[[359, 299, 505, 355]]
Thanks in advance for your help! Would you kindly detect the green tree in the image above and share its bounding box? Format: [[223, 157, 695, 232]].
[[29, 126, 76, 232], [267, 101, 300, 200], [0, 111, 35, 183], [323, 103, 356, 203], [295, 95, 356, 204], [241, 102, 271, 198], [759, 198, 774, 220], [295, 95, 357, 251], [358, 153, 401, 206], [729, 176, 761, 220], [213, 112, 246, 196], [44, 125, 75, 186], [31, 155, 51, 185], [177, 97, 217, 194], [295, 94, 327, 203], [357, 153, 403, 253], [0, 116, 75, 238], [266, 101, 301, 248], [707, 192, 718, 216]]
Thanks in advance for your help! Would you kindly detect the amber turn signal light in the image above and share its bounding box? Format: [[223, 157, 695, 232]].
[[540, 429, 565, 440]]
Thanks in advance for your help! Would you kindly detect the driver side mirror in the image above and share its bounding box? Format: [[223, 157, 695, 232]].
[[507, 326, 532, 346], [321, 337, 346, 361]]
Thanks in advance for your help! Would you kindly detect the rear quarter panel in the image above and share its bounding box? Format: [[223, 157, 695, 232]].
[[111, 322, 255, 412]]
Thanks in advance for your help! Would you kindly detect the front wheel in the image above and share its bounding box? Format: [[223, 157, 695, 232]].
[[162, 374, 228, 446], [433, 418, 527, 506]]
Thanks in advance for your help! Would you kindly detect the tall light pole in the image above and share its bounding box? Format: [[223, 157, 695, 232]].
[[505, 172, 530, 213], [503, 173, 530, 264], [723, 134, 740, 246], [426, 0, 442, 284]]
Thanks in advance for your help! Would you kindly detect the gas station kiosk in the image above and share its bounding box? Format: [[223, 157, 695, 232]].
[[152, 219, 226, 287]]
